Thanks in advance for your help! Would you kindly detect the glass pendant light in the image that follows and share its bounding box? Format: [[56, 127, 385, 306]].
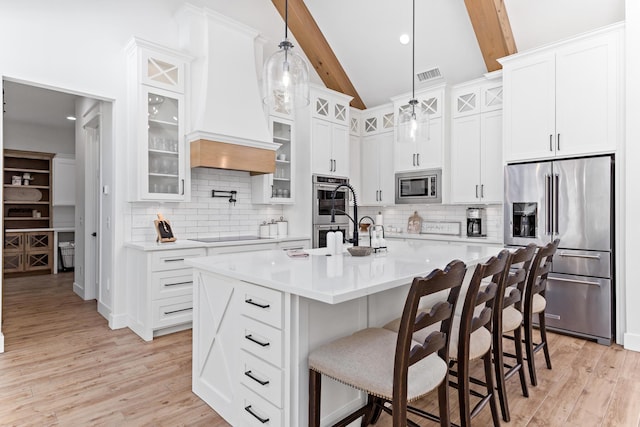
[[397, 0, 429, 144], [263, 0, 310, 112]]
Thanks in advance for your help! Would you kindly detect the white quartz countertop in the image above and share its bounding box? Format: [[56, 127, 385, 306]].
[[383, 232, 504, 245], [124, 235, 310, 251], [186, 240, 503, 304]]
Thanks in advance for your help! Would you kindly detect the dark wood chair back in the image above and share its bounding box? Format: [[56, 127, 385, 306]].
[[503, 243, 537, 314], [524, 239, 560, 308], [392, 259, 467, 425]]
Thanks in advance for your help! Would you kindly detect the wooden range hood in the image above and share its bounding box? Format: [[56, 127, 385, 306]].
[[190, 137, 278, 176]]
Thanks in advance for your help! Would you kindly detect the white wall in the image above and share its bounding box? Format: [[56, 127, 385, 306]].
[[3, 120, 75, 154], [624, 0, 640, 351]]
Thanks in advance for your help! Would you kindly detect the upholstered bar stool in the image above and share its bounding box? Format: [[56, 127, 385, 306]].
[[522, 239, 560, 386], [308, 260, 467, 427], [385, 250, 511, 427], [493, 243, 536, 422]]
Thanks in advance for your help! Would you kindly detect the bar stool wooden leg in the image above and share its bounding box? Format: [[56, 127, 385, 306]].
[[513, 326, 529, 397], [309, 369, 321, 427], [524, 314, 538, 386], [493, 331, 510, 422], [539, 310, 552, 369], [483, 351, 501, 426]]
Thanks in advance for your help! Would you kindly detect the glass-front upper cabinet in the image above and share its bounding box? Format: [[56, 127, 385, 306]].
[[145, 87, 185, 197], [251, 117, 295, 204], [126, 37, 192, 202]]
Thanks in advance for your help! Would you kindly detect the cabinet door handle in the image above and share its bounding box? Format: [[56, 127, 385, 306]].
[[163, 307, 192, 315], [475, 185, 479, 198], [329, 158, 332, 172], [549, 134, 553, 151], [379, 190, 382, 201], [164, 258, 184, 263], [416, 153, 420, 166], [244, 370, 270, 386], [244, 405, 270, 424], [245, 334, 270, 347], [412, 153, 415, 166], [481, 184, 484, 198], [180, 179, 185, 195], [163, 281, 192, 287], [333, 159, 337, 172], [557, 133, 560, 151], [245, 298, 270, 309]]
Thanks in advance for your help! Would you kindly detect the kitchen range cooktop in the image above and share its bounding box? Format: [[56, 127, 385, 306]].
[[189, 235, 264, 243]]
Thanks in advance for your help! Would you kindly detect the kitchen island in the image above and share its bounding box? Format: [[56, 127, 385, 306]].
[[187, 240, 502, 426]]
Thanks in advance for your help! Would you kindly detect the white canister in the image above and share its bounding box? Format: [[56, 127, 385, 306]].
[[259, 222, 270, 238], [334, 231, 344, 254], [276, 217, 288, 237], [326, 231, 336, 254], [269, 221, 278, 237], [11, 176, 21, 186]]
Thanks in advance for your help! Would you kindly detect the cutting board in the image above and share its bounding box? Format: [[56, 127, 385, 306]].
[[407, 211, 423, 234]]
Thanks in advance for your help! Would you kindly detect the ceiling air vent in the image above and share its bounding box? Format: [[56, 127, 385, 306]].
[[416, 67, 442, 82]]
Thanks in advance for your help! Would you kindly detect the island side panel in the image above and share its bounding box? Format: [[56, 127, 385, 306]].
[[192, 270, 240, 425]]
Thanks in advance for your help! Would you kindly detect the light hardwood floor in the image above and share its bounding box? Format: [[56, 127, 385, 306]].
[[1, 273, 639, 426]]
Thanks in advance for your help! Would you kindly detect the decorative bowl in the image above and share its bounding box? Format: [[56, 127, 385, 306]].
[[347, 246, 373, 257]]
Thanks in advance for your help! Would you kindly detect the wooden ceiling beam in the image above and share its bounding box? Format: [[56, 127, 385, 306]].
[[271, 0, 366, 110], [464, 0, 517, 71]]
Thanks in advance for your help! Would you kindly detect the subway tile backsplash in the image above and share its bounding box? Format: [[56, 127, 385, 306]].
[[129, 169, 503, 242], [359, 204, 503, 241], [129, 168, 284, 242]]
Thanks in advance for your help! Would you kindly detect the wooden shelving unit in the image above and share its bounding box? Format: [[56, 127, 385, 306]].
[[3, 149, 54, 276]]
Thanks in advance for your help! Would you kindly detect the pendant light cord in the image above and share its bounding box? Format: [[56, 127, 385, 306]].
[[412, 0, 415, 100], [284, 0, 289, 40]]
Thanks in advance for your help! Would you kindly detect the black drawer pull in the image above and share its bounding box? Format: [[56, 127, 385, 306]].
[[244, 370, 270, 386], [164, 281, 192, 287], [164, 307, 192, 315], [245, 334, 270, 347], [245, 298, 270, 309], [244, 405, 270, 424], [164, 258, 184, 263]]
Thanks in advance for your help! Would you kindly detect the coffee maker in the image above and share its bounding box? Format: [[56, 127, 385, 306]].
[[466, 207, 486, 237]]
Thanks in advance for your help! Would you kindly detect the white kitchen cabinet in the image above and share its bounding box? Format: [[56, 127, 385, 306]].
[[252, 117, 296, 204], [126, 38, 192, 202], [393, 86, 446, 172], [451, 78, 503, 118], [52, 155, 75, 206], [501, 24, 622, 162], [349, 109, 362, 198], [127, 246, 206, 341], [450, 110, 503, 204], [311, 118, 350, 177], [308, 86, 352, 177], [360, 132, 395, 206]]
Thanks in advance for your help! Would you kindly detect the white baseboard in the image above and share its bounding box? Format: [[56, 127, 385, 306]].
[[623, 332, 640, 352], [73, 281, 84, 298], [109, 310, 129, 330]]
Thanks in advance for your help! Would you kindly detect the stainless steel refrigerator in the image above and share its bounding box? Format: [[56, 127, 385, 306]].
[[504, 155, 614, 345]]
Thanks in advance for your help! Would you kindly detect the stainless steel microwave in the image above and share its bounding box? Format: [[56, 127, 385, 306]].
[[395, 169, 442, 204]]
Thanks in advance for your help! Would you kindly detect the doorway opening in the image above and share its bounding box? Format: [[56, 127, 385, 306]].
[[1, 78, 112, 350]]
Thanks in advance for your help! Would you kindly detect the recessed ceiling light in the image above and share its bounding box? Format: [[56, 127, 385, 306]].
[[66, 116, 76, 121], [399, 34, 410, 45]]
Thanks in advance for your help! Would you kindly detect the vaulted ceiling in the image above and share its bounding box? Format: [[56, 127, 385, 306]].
[[268, 0, 625, 108]]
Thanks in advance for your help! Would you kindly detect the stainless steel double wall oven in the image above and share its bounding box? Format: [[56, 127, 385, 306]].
[[312, 175, 349, 248]]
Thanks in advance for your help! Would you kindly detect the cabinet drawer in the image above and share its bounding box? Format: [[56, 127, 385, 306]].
[[240, 317, 283, 368], [240, 385, 283, 427], [152, 294, 193, 328], [240, 351, 284, 408], [151, 248, 205, 272], [240, 284, 283, 329], [151, 270, 194, 300]]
